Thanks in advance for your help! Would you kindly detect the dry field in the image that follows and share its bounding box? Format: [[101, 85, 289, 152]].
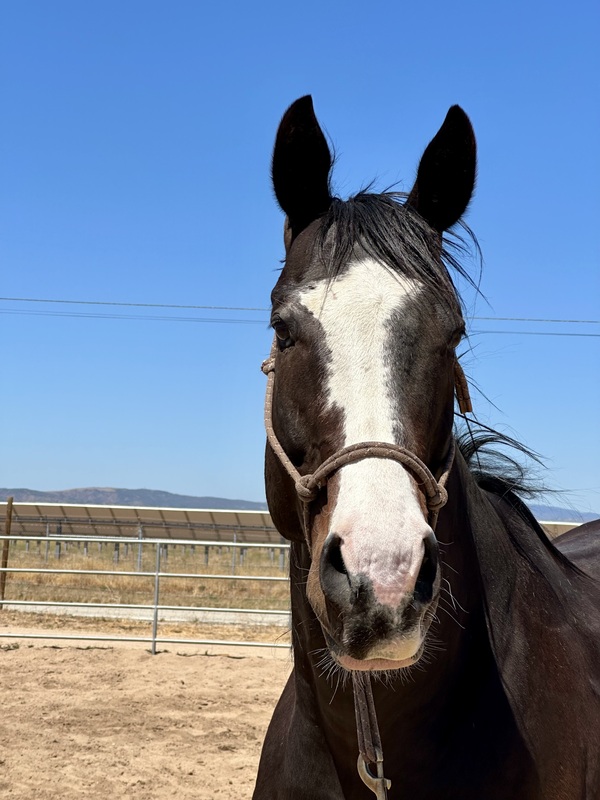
[[0, 615, 292, 800], [3, 538, 290, 612]]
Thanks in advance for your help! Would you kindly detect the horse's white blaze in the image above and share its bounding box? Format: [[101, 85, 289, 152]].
[[299, 257, 433, 620]]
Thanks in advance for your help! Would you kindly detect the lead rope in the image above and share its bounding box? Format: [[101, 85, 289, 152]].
[[261, 339, 471, 798], [353, 673, 392, 799]]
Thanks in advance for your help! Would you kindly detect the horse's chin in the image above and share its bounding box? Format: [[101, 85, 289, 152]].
[[334, 648, 424, 672], [325, 631, 425, 672]]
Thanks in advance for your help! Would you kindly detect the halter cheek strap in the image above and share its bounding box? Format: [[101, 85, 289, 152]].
[[261, 338, 472, 799], [454, 359, 473, 414]]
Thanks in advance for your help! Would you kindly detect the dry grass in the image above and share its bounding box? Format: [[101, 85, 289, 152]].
[[0, 608, 292, 645], [2, 539, 291, 612]]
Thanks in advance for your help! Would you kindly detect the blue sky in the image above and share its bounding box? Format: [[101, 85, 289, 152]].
[[1, 1, 598, 514]]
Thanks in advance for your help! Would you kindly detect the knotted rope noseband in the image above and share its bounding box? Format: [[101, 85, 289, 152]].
[[261, 339, 471, 798]]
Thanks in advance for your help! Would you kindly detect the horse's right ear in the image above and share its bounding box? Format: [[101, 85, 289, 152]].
[[407, 106, 476, 233], [272, 96, 333, 243]]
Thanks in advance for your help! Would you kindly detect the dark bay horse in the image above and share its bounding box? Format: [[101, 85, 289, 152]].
[[254, 96, 600, 799]]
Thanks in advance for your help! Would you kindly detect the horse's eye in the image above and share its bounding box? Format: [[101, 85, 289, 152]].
[[272, 318, 294, 350], [449, 325, 466, 349]]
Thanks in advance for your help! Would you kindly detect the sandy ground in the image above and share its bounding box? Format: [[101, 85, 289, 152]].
[[0, 626, 292, 799]]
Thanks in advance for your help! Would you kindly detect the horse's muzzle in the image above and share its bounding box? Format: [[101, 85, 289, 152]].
[[318, 530, 440, 667]]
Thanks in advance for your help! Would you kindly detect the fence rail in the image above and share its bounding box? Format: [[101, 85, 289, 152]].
[[0, 514, 586, 652], [0, 532, 291, 653]]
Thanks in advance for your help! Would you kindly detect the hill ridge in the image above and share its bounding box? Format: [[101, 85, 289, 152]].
[[0, 487, 268, 511]]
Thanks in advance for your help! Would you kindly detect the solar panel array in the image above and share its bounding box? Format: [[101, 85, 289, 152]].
[[0, 501, 579, 544], [1, 502, 283, 545]]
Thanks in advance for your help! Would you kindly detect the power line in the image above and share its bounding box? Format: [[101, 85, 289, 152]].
[[470, 315, 600, 325], [471, 330, 600, 338], [0, 309, 265, 325], [0, 296, 266, 312], [1, 307, 599, 338], [0, 296, 598, 325]]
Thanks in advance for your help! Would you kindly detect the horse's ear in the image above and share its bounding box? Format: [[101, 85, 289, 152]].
[[272, 95, 333, 241], [407, 106, 476, 233]]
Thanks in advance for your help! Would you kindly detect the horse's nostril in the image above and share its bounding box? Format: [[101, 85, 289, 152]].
[[414, 533, 439, 605], [325, 534, 348, 576], [320, 534, 353, 619]]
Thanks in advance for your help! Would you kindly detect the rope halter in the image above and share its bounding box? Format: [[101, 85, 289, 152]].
[[261, 339, 466, 539]]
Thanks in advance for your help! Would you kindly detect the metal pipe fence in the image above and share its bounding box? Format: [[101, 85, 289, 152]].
[[0, 533, 291, 654]]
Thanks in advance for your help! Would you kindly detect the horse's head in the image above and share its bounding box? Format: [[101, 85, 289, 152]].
[[265, 96, 476, 671]]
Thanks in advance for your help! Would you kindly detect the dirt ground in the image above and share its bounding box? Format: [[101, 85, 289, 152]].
[[0, 624, 292, 799]]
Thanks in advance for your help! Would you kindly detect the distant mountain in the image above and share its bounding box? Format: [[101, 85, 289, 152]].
[[528, 504, 598, 524], [0, 487, 268, 511], [1, 488, 596, 523]]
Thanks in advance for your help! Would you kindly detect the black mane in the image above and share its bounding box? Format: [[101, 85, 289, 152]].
[[314, 191, 479, 306], [456, 426, 587, 575], [456, 426, 542, 500]]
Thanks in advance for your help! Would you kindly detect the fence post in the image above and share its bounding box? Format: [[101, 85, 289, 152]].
[[0, 497, 14, 608], [55, 523, 62, 559], [231, 533, 237, 575], [45, 522, 50, 561], [136, 525, 143, 572], [151, 542, 161, 655]]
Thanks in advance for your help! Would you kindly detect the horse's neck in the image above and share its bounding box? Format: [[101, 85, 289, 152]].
[[453, 451, 600, 797]]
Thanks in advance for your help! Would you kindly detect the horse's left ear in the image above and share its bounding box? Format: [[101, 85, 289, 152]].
[[407, 106, 476, 233], [272, 95, 333, 243]]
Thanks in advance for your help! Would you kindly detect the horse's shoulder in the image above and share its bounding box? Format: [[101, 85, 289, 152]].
[[554, 519, 600, 581]]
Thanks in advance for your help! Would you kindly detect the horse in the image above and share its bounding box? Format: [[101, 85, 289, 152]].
[[253, 96, 600, 799]]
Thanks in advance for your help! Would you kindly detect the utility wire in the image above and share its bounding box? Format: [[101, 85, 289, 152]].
[[470, 315, 600, 325], [0, 309, 265, 325], [1, 307, 599, 337], [471, 330, 600, 338], [0, 296, 266, 312], [0, 296, 598, 325]]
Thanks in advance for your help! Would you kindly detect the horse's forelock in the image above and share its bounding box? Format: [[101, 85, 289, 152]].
[[305, 192, 476, 308]]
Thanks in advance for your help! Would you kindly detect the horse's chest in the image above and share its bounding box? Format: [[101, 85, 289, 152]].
[[327, 710, 539, 800]]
